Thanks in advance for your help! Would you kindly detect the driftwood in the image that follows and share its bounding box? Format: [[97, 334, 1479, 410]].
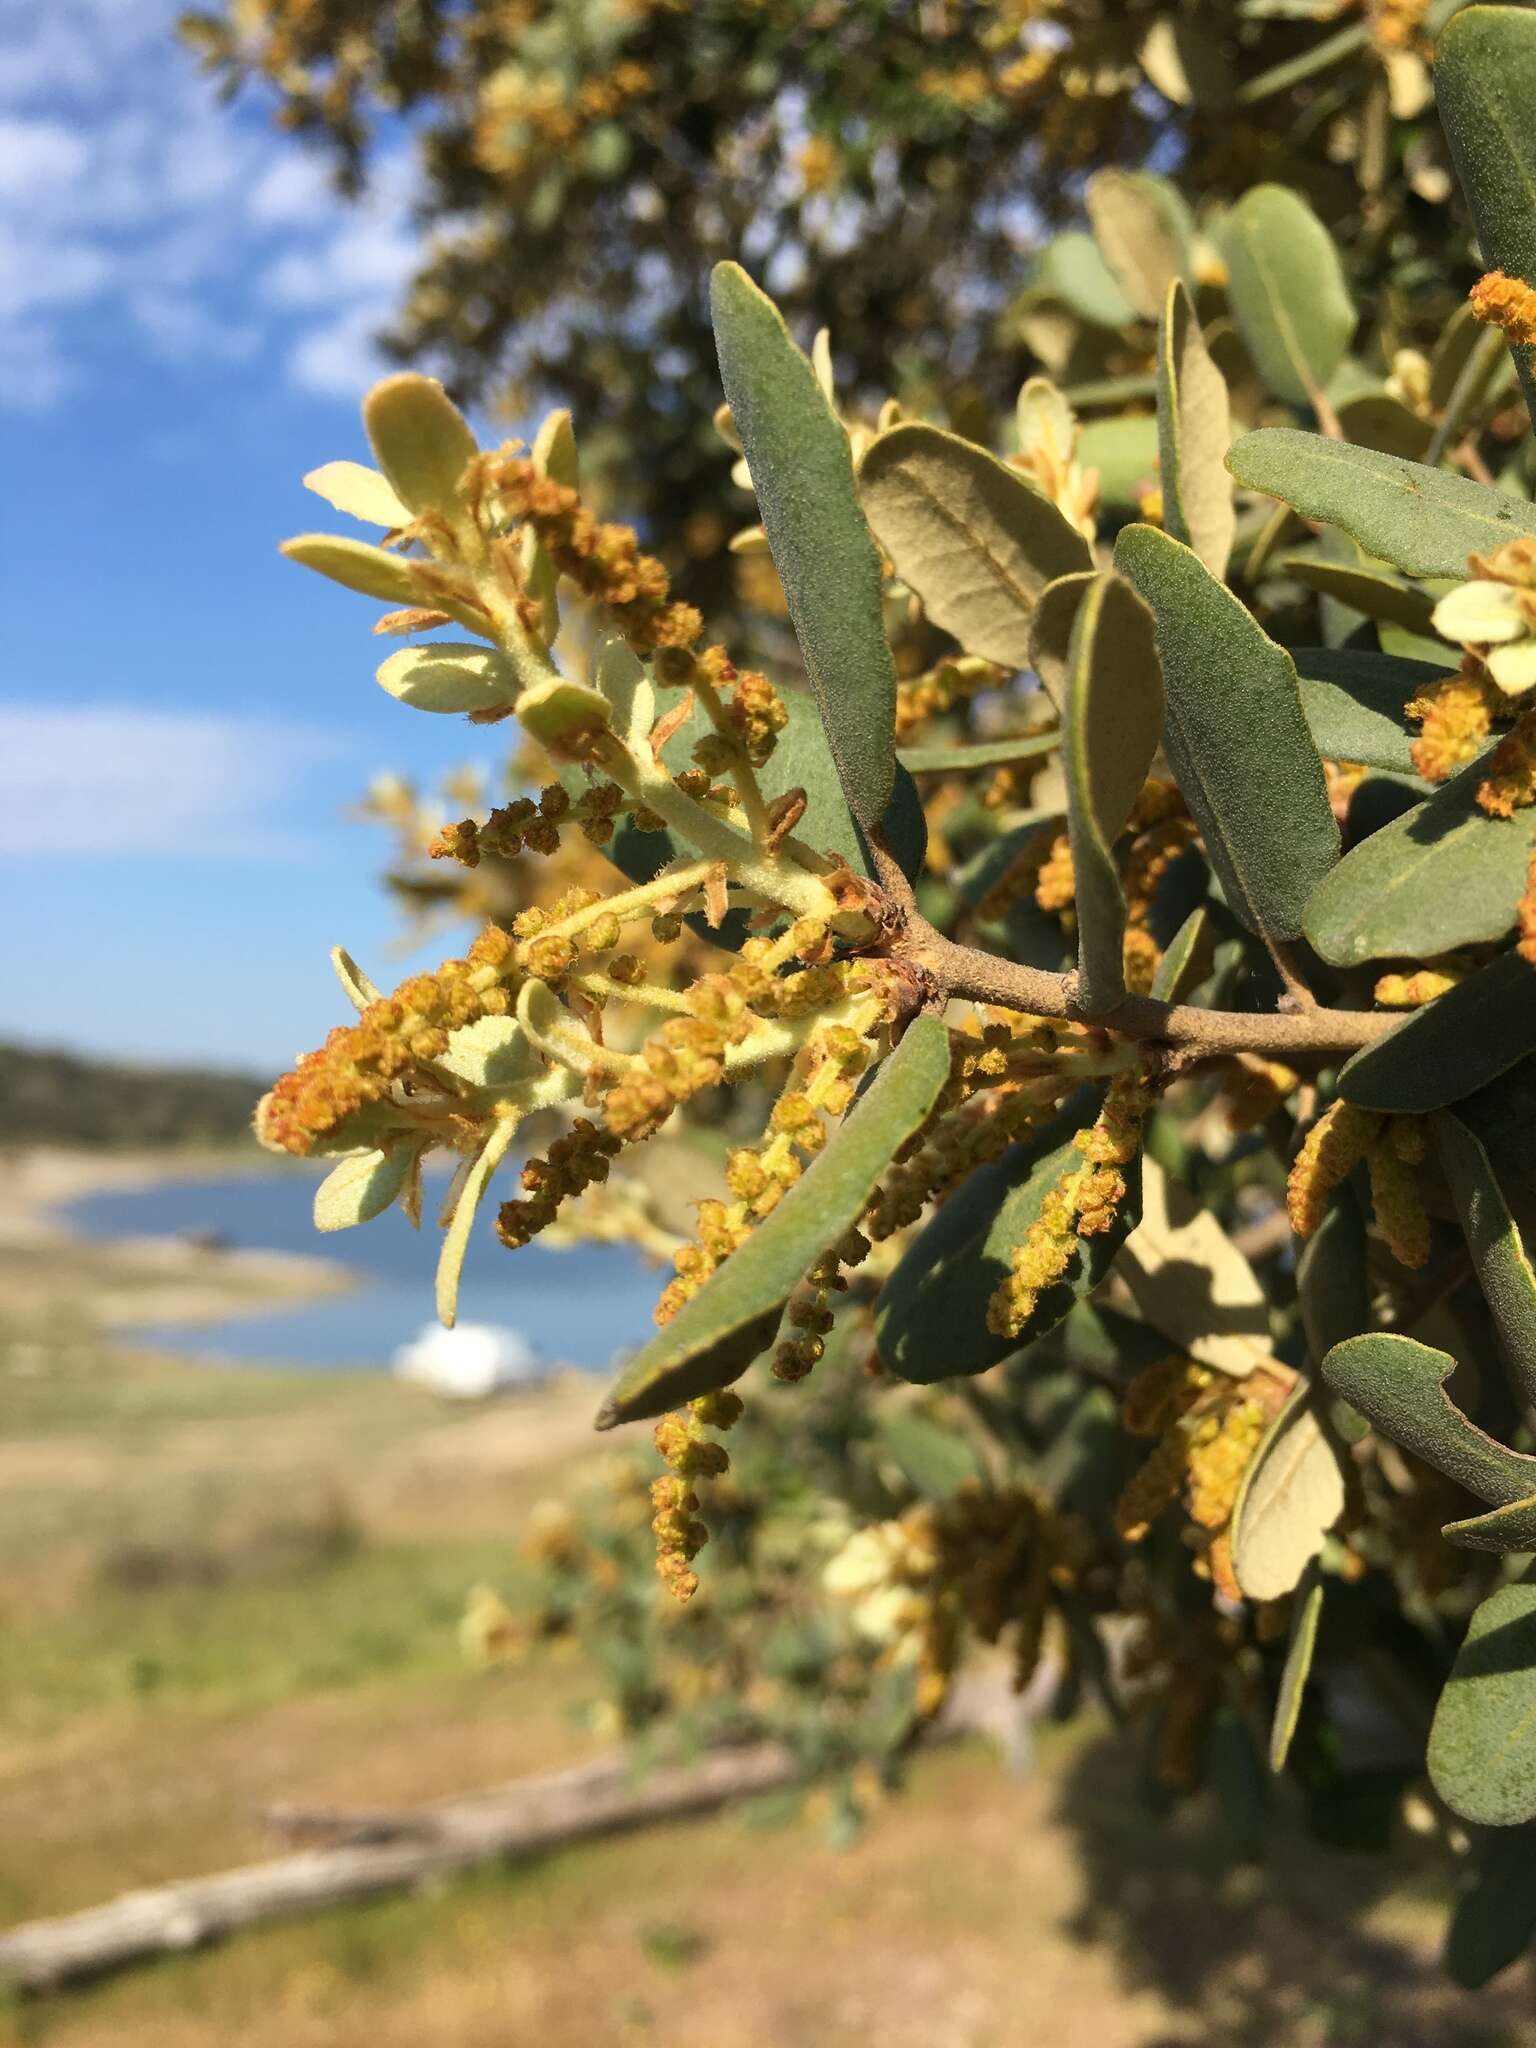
[[0, 1742, 795, 1995]]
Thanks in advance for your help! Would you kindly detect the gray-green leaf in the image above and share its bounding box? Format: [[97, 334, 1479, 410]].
[[1156, 280, 1234, 577], [1116, 523, 1339, 941], [1230, 1385, 1345, 1602], [1220, 185, 1355, 408], [1292, 647, 1450, 774], [1304, 761, 1536, 965], [1269, 1561, 1324, 1774], [858, 422, 1092, 671], [1337, 952, 1536, 1110], [1429, 1576, 1536, 1827], [595, 1016, 953, 1427], [1228, 430, 1536, 580], [1436, 4, 1536, 426], [1322, 1332, 1536, 1508], [1435, 1111, 1536, 1412], [710, 262, 896, 829], [1060, 572, 1163, 1012]]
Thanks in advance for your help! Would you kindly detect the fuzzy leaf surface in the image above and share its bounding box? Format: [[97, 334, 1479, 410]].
[[1305, 761, 1536, 965], [1156, 280, 1234, 577], [1220, 185, 1354, 405], [1116, 523, 1338, 941], [1229, 429, 1536, 579], [597, 1017, 952, 1426], [711, 263, 896, 829], [1429, 1577, 1536, 1827], [858, 422, 1091, 671]]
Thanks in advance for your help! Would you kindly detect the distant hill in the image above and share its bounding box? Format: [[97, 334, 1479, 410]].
[[0, 1043, 264, 1150]]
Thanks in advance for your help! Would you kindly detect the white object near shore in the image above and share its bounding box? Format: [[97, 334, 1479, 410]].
[[392, 1322, 543, 1399]]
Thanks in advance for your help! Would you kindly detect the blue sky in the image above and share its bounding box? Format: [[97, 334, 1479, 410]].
[[2, 0, 512, 1075]]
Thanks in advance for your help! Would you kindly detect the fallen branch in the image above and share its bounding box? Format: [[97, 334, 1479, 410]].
[[0, 1741, 795, 1995]]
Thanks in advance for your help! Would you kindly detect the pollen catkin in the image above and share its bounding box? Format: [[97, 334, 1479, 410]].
[[651, 1391, 743, 1601], [1470, 270, 1536, 350], [1521, 846, 1536, 969], [1367, 1126, 1431, 1269], [1405, 662, 1502, 783], [987, 1070, 1151, 1340], [1374, 963, 1466, 1007], [256, 924, 517, 1156], [1478, 703, 1536, 817], [1286, 1099, 1382, 1239]]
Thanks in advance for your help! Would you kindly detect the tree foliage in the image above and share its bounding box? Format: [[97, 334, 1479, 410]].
[[185, 0, 1472, 600], [228, 0, 1536, 1992]]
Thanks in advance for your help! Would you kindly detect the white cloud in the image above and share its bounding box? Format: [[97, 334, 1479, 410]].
[[0, 704, 348, 859], [0, 0, 427, 408]]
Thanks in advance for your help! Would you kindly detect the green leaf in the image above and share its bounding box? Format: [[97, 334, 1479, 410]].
[[1156, 280, 1234, 578], [362, 373, 479, 517], [1220, 185, 1355, 407], [1029, 232, 1139, 329], [1149, 906, 1214, 1003], [280, 534, 428, 607], [375, 641, 524, 716], [1297, 1188, 1371, 1364], [432, 1016, 541, 1092], [1445, 1825, 1536, 1989], [873, 1410, 985, 1500], [1269, 1562, 1324, 1774], [897, 732, 1060, 776], [857, 422, 1092, 671], [1436, 4, 1536, 425], [710, 262, 896, 829], [516, 674, 611, 753], [596, 1017, 953, 1426], [302, 460, 411, 529], [1292, 647, 1449, 773], [1028, 570, 1097, 704], [1230, 1385, 1346, 1602], [1337, 953, 1536, 1110], [1075, 415, 1160, 510], [1429, 1576, 1536, 1827], [1115, 523, 1339, 942], [1228, 430, 1536, 579], [1322, 1332, 1536, 1507], [313, 1146, 417, 1233], [874, 1107, 1142, 1386], [1304, 759, 1536, 964], [1086, 169, 1191, 321], [1435, 1111, 1536, 1412], [1281, 559, 1439, 637], [1443, 1494, 1536, 1555], [435, 1116, 520, 1329], [1333, 393, 1435, 463], [1060, 572, 1164, 1013]]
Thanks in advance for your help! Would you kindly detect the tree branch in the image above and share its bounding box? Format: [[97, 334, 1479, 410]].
[[861, 839, 1396, 1064]]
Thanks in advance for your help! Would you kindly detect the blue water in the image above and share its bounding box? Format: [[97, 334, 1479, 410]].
[[65, 1171, 667, 1373]]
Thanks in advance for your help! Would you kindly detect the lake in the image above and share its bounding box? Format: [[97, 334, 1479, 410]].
[[65, 1171, 668, 1374]]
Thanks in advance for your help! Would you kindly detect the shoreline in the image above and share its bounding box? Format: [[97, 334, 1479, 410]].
[[0, 1144, 357, 1335]]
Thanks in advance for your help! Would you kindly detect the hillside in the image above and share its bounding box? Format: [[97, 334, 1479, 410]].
[[0, 1043, 264, 1150]]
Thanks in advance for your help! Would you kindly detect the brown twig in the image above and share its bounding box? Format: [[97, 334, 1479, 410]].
[[865, 836, 1395, 1066]]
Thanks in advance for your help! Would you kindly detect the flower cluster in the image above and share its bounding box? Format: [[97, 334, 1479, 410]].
[[256, 924, 517, 1157], [1287, 1100, 1430, 1269], [652, 1390, 743, 1602], [1116, 1354, 1292, 1599], [987, 1068, 1152, 1340], [1468, 269, 1536, 351]]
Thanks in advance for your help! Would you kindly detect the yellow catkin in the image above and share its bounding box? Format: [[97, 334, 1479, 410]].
[[1366, 1131, 1431, 1269], [1521, 846, 1536, 970], [1470, 270, 1536, 349], [1373, 964, 1464, 1007], [1405, 663, 1502, 783], [1286, 1099, 1381, 1239], [1478, 703, 1536, 817]]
